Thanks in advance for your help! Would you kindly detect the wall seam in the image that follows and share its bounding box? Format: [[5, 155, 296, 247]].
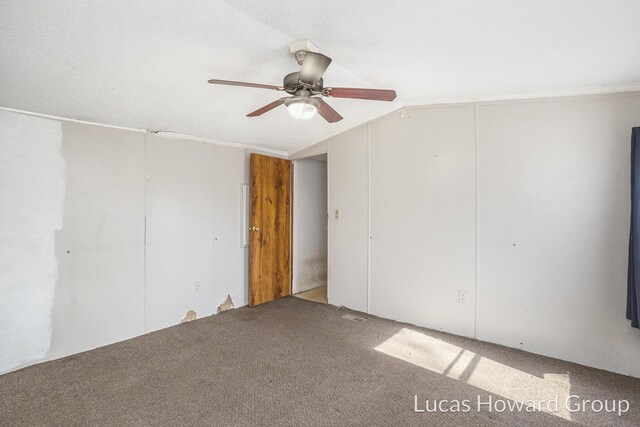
[[473, 105, 479, 340], [211, 146, 216, 313], [143, 133, 148, 333], [367, 124, 371, 314], [326, 147, 331, 305]]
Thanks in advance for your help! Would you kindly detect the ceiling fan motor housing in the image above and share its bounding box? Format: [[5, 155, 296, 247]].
[[283, 72, 323, 94]]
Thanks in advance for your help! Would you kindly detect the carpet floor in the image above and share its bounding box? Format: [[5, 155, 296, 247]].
[[1, 297, 639, 426]]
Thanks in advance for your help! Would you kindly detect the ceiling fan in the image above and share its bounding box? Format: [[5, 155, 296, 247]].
[[207, 46, 397, 123]]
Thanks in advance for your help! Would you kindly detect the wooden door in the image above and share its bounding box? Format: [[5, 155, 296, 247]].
[[249, 153, 292, 306]]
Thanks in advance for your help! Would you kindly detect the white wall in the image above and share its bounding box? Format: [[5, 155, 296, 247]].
[[475, 95, 640, 377], [326, 92, 640, 378], [369, 106, 477, 338], [0, 111, 65, 371], [327, 127, 369, 312], [145, 135, 216, 332], [0, 110, 249, 374], [292, 158, 327, 294], [51, 121, 146, 359], [212, 145, 249, 310]]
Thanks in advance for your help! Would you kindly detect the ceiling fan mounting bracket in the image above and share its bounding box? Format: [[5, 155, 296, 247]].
[[289, 39, 320, 55]]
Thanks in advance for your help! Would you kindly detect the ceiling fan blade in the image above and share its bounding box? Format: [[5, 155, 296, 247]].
[[299, 52, 332, 87], [324, 87, 397, 101], [317, 99, 343, 123], [208, 79, 282, 91], [246, 98, 287, 117]]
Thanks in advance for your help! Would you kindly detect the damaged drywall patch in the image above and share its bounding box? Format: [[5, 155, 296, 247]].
[[0, 110, 65, 373], [217, 295, 234, 314], [180, 310, 197, 323]]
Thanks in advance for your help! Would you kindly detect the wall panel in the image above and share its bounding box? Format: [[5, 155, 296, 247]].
[[476, 95, 640, 376], [212, 145, 247, 309], [327, 127, 369, 312], [145, 135, 215, 331], [52, 121, 146, 360], [369, 107, 476, 337]]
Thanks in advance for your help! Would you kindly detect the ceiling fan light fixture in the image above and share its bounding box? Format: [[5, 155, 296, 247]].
[[284, 97, 320, 119]]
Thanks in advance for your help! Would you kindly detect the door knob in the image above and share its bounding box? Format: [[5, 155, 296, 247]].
[[249, 226, 260, 232]]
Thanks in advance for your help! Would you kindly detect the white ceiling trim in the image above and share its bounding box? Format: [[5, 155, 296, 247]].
[[7, 80, 640, 159], [404, 82, 640, 110], [0, 106, 288, 157], [0, 106, 147, 134], [290, 83, 640, 158], [153, 130, 288, 157]]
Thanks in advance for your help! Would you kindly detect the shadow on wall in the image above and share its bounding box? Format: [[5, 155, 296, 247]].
[[296, 255, 328, 292]]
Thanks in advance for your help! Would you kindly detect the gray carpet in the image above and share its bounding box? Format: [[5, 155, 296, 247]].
[[1, 297, 639, 426]]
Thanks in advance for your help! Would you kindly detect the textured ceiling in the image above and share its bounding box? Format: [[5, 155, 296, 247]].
[[1, 1, 639, 154]]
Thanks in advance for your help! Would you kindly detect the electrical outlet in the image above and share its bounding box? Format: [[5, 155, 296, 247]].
[[335, 209, 340, 219], [458, 290, 467, 304], [194, 282, 201, 293]]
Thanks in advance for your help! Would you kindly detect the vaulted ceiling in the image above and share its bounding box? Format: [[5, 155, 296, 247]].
[[1, 1, 639, 154]]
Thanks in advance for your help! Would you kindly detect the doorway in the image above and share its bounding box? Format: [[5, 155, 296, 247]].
[[292, 154, 328, 304]]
